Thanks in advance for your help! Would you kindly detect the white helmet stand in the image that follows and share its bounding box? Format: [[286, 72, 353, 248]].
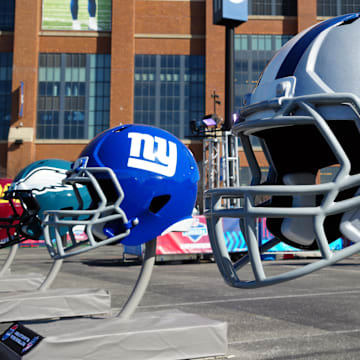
[[0, 244, 45, 291], [0, 239, 227, 360], [0, 244, 111, 323]]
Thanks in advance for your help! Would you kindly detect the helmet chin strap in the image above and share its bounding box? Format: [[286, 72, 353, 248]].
[[280, 172, 316, 246]]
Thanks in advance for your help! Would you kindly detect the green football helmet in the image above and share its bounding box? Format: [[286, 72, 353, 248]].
[[1, 159, 90, 248]]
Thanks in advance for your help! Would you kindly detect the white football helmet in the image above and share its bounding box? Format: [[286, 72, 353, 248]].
[[205, 13, 360, 288]]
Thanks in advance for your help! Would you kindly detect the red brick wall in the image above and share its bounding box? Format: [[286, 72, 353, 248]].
[[2, 0, 320, 177], [110, 0, 135, 127], [297, 0, 317, 32], [6, 0, 42, 178]]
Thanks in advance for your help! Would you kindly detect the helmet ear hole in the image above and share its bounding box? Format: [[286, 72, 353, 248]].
[[149, 195, 171, 214]]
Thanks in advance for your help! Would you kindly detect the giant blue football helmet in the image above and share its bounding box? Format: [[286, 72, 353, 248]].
[[43, 124, 200, 259], [0, 159, 89, 248], [205, 13, 360, 288]]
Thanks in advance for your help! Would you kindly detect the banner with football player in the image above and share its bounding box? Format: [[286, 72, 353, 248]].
[[41, 0, 111, 31]]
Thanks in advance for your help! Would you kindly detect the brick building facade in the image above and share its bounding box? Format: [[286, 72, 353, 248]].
[[0, 0, 350, 183]]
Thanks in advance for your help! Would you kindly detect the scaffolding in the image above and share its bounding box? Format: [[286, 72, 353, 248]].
[[202, 131, 240, 210]]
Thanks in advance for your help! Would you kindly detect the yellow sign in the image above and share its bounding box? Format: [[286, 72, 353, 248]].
[[0, 183, 10, 204], [0, 183, 20, 204]]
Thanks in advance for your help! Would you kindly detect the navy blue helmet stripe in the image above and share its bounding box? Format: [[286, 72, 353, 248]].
[[276, 13, 360, 79]]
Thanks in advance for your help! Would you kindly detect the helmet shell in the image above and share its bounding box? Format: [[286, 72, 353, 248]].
[[5, 159, 90, 241], [79, 124, 200, 245], [248, 13, 360, 108], [10, 159, 79, 219]]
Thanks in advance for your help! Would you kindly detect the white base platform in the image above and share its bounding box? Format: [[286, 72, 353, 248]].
[[21, 310, 227, 360], [0, 288, 111, 322], [0, 273, 45, 292]]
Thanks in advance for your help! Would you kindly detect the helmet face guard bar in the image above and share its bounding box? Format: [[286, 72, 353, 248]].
[[205, 183, 360, 288], [43, 167, 136, 259], [205, 93, 360, 288]]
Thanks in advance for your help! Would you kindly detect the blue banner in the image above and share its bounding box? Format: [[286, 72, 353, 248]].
[[223, 217, 344, 252]]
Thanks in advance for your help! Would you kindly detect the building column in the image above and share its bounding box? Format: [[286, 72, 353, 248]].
[[7, 0, 42, 178], [205, 0, 225, 120], [110, 0, 135, 127], [297, 0, 317, 33]]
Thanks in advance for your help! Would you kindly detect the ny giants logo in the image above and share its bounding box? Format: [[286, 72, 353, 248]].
[[127, 132, 177, 177]]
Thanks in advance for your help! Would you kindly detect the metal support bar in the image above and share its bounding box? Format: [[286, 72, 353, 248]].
[[0, 244, 18, 277], [38, 258, 64, 291], [223, 25, 235, 131], [117, 238, 156, 319]]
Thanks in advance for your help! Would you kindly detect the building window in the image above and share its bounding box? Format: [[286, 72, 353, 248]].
[[248, 0, 297, 16], [234, 34, 292, 109], [0, 1, 15, 31], [0, 53, 13, 140], [134, 55, 205, 139], [317, 0, 360, 17], [37, 53, 110, 139]]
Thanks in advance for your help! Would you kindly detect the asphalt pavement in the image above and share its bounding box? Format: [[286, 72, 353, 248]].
[[1, 245, 360, 359]]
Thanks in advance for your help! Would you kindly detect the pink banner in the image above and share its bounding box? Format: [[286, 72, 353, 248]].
[[0, 179, 42, 247], [156, 216, 212, 255]]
